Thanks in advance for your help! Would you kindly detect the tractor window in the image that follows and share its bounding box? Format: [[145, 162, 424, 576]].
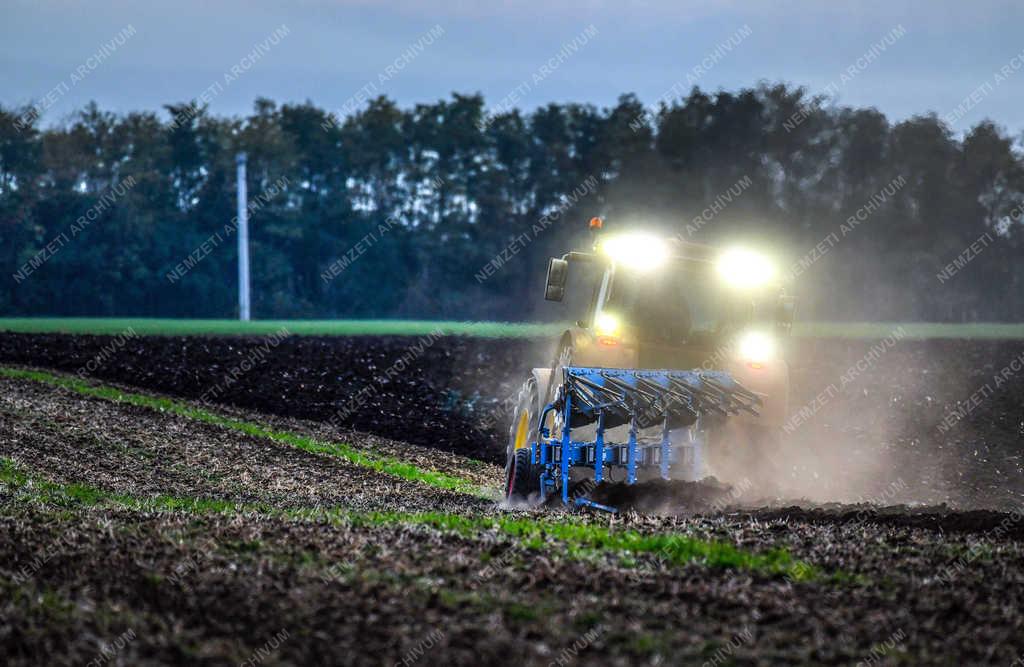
[[607, 267, 741, 343]]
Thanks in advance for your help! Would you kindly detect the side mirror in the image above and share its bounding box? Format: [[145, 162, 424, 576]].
[[544, 257, 569, 302], [775, 295, 797, 336]]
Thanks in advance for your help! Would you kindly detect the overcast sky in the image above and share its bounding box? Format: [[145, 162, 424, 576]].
[[2, 0, 1022, 135]]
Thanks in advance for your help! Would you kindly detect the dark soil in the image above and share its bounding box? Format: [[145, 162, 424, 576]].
[[5, 497, 1024, 667], [0, 374, 488, 515], [1, 332, 1022, 509], [585, 478, 735, 514], [0, 332, 546, 465], [1, 338, 1024, 665]]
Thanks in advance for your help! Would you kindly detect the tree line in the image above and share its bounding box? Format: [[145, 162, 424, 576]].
[[1, 83, 1022, 322]]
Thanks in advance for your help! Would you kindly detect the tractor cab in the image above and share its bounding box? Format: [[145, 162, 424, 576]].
[[543, 231, 796, 380]]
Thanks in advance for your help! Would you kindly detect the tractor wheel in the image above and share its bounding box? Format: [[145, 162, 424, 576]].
[[505, 448, 539, 503], [505, 377, 542, 504], [550, 343, 573, 395], [545, 342, 574, 429]]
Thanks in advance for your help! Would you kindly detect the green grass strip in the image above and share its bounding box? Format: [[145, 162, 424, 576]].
[[0, 367, 492, 499], [0, 458, 818, 580], [0, 458, 244, 514], [352, 510, 815, 579], [3, 317, 1024, 340], [0, 318, 564, 338]]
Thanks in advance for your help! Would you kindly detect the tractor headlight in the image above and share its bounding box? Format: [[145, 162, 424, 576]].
[[595, 312, 621, 336], [594, 312, 623, 346], [601, 233, 669, 272], [716, 247, 776, 288], [736, 331, 775, 365]]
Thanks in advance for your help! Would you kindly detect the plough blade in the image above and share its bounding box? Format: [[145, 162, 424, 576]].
[[532, 366, 762, 509], [556, 367, 761, 430]]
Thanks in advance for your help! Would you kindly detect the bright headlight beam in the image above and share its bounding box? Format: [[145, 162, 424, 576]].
[[737, 331, 775, 364], [601, 233, 669, 272], [594, 312, 620, 336], [716, 248, 776, 288]]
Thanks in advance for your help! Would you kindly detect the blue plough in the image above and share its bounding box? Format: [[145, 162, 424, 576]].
[[530, 367, 761, 512]]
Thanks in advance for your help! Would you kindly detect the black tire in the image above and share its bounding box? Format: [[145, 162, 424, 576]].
[[505, 377, 542, 503], [505, 448, 538, 502], [545, 341, 573, 427], [549, 342, 573, 400], [506, 377, 540, 463]]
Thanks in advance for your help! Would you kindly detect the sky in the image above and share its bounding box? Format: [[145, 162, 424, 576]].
[[2, 0, 1023, 135]]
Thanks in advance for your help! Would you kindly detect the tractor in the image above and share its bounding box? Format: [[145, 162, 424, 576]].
[[505, 220, 796, 510]]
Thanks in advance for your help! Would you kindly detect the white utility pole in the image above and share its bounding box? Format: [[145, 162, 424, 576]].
[[236, 152, 251, 321]]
